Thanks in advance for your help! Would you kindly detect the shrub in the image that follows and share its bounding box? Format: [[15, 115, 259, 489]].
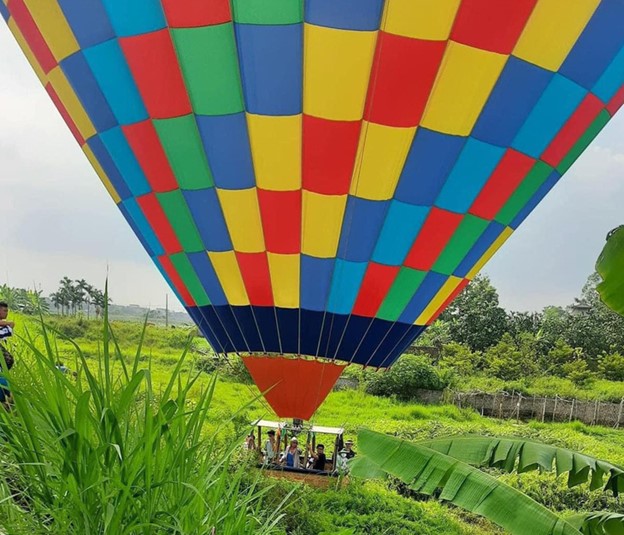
[[484, 333, 535, 381], [599, 352, 624, 381], [365, 355, 448, 400], [438, 342, 482, 376]]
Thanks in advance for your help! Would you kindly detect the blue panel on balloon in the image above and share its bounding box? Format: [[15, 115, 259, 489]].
[[560, 0, 624, 90], [250, 307, 281, 353], [512, 75, 587, 158], [372, 201, 429, 266], [299, 309, 328, 357], [510, 170, 561, 229], [187, 252, 228, 306], [327, 260, 367, 315], [229, 307, 264, 351], [300, 255, 334, 311], [101, 0, 166, 37], [118, 202, 157, 257], [454, 221, 506, 278], [593, 46, 624, 103], [61, 52, 117, 132], [305, 0, 384, 31], [435, 138, 505, 214], [473, 57, 553, 147], [100, 127, 151, 196], [183, 189, 232, 252], [366, 324, 425, 368], [202, 307, 240, 353], [323, 313, 349, 359], [58, 0, 115, 48], [87, 137, 131, 200], [84, 40, 148, 125], [399, 271, 447, 324], [276, 308, 300, 355], [235, 23, 303, 115], [187, 308, 226, 353], [332, 315, 373, 361], [337, 197, 388, 262], [196, 113, 255, 190], [395, 129, 466, 206], [120, 198, 164, 256], [0, 2, 10, 22]]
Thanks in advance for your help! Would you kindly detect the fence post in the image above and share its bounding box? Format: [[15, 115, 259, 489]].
[[592, 400, 599, 426], [542, 398, 547, 423], [616, 397, 624, 429], [552, 396, 558, 422], [569, 398, 575, 423], [516, 393, 522, 423]]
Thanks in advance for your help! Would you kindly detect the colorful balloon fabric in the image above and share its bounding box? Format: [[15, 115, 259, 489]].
[[3, 0, 624, 419]]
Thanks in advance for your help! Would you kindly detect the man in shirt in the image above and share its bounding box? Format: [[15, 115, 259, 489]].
[[0, 301, 14, 369], [308, 444, 327, 471]]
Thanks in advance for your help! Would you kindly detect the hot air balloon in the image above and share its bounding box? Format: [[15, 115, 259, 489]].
[[3, 0, 624, 421]]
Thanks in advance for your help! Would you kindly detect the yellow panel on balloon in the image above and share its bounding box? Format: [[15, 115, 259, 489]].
[[421, 42, 507, 136], [216, 188, 265, 253], [415, 276, 463, 326], [383, 0, 460, 40], [47, 67, 96, 140], [207, 251, 250, 306], [302, 192, 347, 258], [267, 253, 300, 309], [304, 24, 377, 121], [467, 227, 514, 280], [350, 122, 416, 201], [514, 0, 600, 72], [82, 144, 121, 204], [23, 0, 79, 62], [7, 19, 46, 83], [246, 113, 301, 191]]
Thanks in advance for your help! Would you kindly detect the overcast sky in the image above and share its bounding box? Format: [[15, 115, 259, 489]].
[[1, 25, 623, 313]]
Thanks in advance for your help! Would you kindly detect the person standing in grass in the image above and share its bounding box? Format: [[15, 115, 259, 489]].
[[0, 302, 14, 408]]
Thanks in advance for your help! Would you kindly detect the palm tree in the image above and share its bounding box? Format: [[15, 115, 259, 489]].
[[352, 430, 624, 535]]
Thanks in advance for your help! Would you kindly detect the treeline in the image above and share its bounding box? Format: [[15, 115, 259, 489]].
[[0, 278, 110, 319], [415, 272, 624, 387]]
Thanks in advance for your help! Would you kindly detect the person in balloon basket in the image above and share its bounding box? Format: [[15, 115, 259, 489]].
[[307, 443, 327, 471], [264, 429, 277, 464], [337, 440, 356, 471], [280, 437, 303, 468], [0, 302, 15, 408]]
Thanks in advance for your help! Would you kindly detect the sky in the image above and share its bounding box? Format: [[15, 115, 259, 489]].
[[1, 25, 624, 313]]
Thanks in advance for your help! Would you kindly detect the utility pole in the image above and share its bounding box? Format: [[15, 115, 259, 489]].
[[165, 293, 169, 328]]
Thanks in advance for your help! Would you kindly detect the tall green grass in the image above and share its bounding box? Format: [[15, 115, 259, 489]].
[[0, 308, 286, 534]]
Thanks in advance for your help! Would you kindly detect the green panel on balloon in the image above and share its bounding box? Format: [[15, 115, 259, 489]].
[[433, 215, 490, 275], [157, 190, 205, 253], [557, 110, 611, 175], [170, 253, 211, 306], [154, 116, 214, 191], [377, 268, 426, 322], [172, 25, 244, 116], [231, 0, 303, 24], [495, 161, 553, 226]]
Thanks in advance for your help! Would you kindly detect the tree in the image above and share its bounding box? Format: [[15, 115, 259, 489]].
[[484, 333, 536, 381], [440, 275, 509, 352], [353, 429, 624, 535]]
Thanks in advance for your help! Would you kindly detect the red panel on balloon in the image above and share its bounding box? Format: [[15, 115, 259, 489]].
[[542, 94, 603, 167], [158, 255, 195, 306], [607, 85, 624, 116], [302, 116, 361, 195], [404, 209, 463, 271], [352, 263, 400, 317], [7, 0, 56, 73], [161, 0, 231, 27], [469, 149, 535, 220], [120, 29, 192, 119], [236, 252, 274, 307], [45, 83, 84, 145], [451, 0, 538, 54], [365, 32, 446, 127], [123, 121, 179, 192], [243, 356, 345, 420], [137, 194, 182, 254], [258, 189, 301, 254]]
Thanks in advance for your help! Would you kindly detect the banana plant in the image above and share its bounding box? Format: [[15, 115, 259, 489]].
[[596, 226, 624, 317], [351, 429, 624, 535]]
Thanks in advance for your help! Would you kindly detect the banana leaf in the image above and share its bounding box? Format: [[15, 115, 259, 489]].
[[352, 429, 582, 535], [568, 512, 624, 535], [417, 436, 624, 495], [596, 226, 624, 316]]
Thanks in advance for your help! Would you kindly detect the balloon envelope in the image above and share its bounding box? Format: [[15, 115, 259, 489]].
[[3, 0, 624, 419]]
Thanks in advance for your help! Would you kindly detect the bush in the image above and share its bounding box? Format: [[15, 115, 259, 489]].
[[484, 334, 536, 381], [438, 342, 482, 376], [365, 355, 448, 400], [599, 352, 624, 381]]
